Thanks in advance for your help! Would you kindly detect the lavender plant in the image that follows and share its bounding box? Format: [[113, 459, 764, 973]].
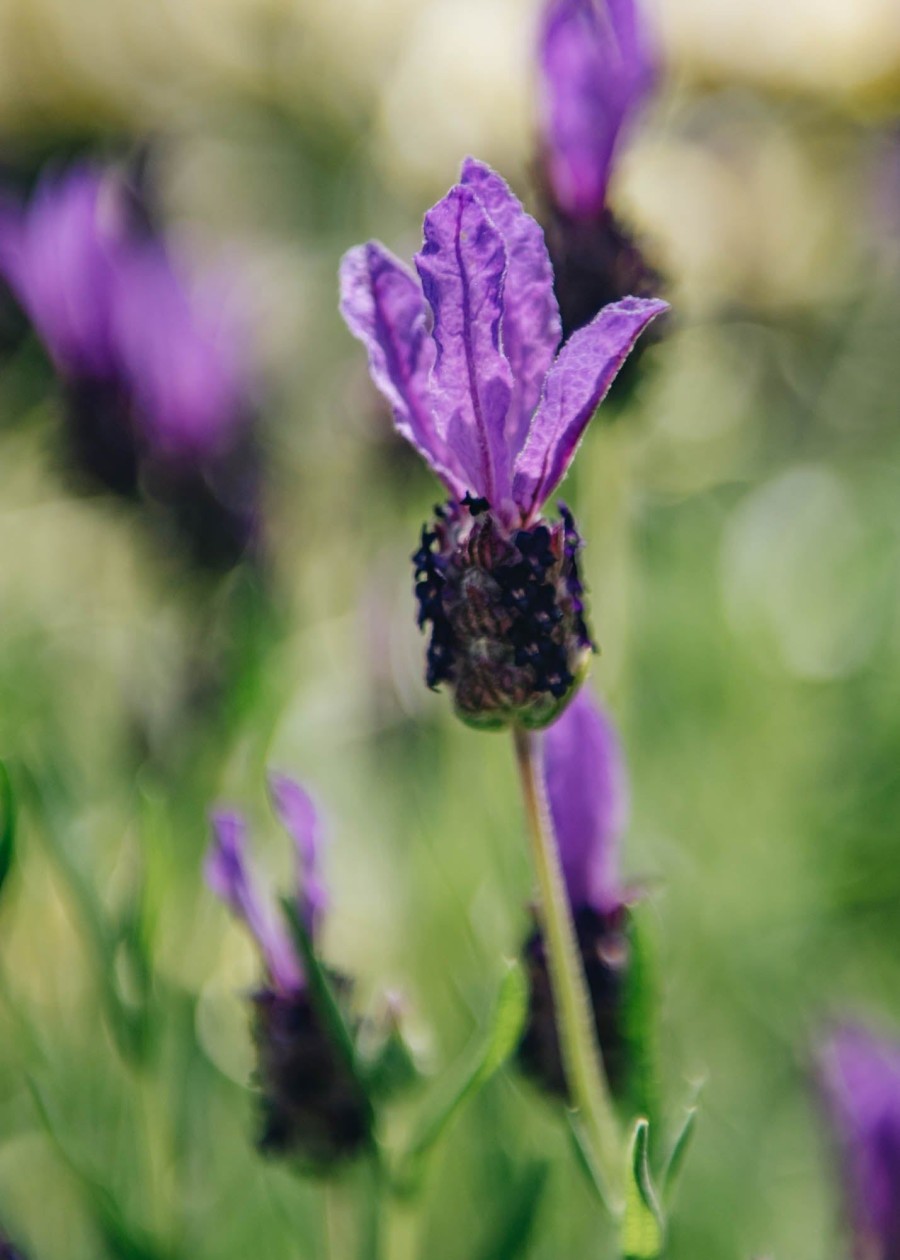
[[341, 155, 667, 1233]]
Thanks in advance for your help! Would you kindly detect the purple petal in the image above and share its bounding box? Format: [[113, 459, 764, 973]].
[[0, 167, 124, 378], [110, 244, 246, 460], [415, 185, 514, 509], [458, 159, 561, 461], [542, 689, 628, 913], [205, 809, 302, 992], [821, 1024, 900, 1257], [512, 295, 667, 517], [339, 242, 467, 498], [268, 772, 328, 934], [538, 0, 657, 220]]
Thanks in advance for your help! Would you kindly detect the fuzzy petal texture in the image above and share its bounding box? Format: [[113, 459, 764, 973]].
[[415, 184, 514, 507], [111, 243, 246, 460], [539, 0, 657, 220], [821, 1024, 900, 1260], [340, 242, 469, 497], [0, 167, 124, 377], [542, 689, 628, 914], [513, 295, 666, 517], [205, 810, 302, 992], [268, 772, 328, 935], [459, 158, 561, 459]]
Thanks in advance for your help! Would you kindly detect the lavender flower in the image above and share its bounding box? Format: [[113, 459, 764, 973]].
[[519, 689, 635, 1099], [340, 157, 665, 728], [206, 775, 370, 1165], [537, 0, 665, 345], [0, 1236, 26, 1260], [0, 163, 258, 565], [820, 1024, 900, 1260]]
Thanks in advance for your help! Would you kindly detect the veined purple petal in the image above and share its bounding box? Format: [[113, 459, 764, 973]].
[[339, 242, 467, 498], [268, 772, 328, 935], [415, 185, 514, 508], [538, 0, 657, 220], [0, 167, 124, 378], [110, 244, 246, 460], [458, 159, 561, 461], [821, 1024, 900, 1258], [512, 295, 666, 517], [542, 689, 628, 913], [205, 810, 302, 992]]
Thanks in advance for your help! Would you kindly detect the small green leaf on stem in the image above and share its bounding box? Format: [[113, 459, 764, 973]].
[[663, 1106, 697, 1205], [622, 1119, 664, 1260]]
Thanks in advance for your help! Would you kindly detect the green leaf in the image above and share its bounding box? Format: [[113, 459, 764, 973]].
[[396, 960, 527, 1194], [474, 1160, 549, 1260], [621, 906, 661, 1127], [0, 760, 16, 902], [621, 1119, 664, 1260], [566, 1112, 613, 1212], [663, 1105, 698, 1204]]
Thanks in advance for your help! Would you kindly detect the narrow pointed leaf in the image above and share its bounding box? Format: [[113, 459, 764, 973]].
[[622, 1119, 664, 1260], [0, 760, 17, 902], [663, 1106, 697, 1204]]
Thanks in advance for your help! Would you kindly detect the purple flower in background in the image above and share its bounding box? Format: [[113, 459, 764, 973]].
[[206, 774, 370, 1164], [0, 1235, 27, 1260], [536, 0, 666, 348], [538, 0, 656, 223], [341, 157, 665, 727], [820, 1024, 900, 1260], [519, 689, 638, 1101], [0, 163, 259, 566]]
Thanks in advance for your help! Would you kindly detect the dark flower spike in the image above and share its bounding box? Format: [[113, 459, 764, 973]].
[[341, 158, 665, 726], [519, 689, 635, 1099], [206, 780, 371, 1166], [538, 0, 657, 223], [820, 1024, 900, 1260]]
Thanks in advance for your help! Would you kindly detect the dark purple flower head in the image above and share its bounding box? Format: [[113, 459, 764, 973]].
[[0, 1235, 26, 1260], [341, 158, 665, 725], [538, 0, 657, 223], [821, 1024, 900, 1260], [520, 689, 634, 1099], [206, 776, 371, 1166]]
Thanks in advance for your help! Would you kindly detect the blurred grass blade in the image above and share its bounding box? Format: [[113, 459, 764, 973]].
[[567, 1112, 612, 1212], [0, 760, 17, 903], [621, 1119, 664, 1260], [396, 960, 527, 1194], [663, 1105, 698, 1204]]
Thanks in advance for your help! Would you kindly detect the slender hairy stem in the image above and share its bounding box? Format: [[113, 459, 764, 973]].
[[513, 724, 624, 1212]]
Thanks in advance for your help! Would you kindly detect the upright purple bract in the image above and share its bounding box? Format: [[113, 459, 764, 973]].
[[821, 1024, 900, 1260], [340, 156, 665, 526], [538, 0, 657, 222]]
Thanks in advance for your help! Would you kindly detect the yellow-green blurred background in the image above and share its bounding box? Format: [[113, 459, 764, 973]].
[[1, 1, 900, 1257]]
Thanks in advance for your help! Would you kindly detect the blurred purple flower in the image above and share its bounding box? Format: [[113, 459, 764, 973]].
[[543, 685, 629, 915], [536, 0, 666, 352], [0, 163, 260, 567], [538, 0, 657, 223], [520, 689, 636, 1100], [340, 157, 665, 725], [821, 1024, 900, 1260], [0, 1236, 26, 1260], [205, 773, 326, 992], [205, 775, 371, 1164]]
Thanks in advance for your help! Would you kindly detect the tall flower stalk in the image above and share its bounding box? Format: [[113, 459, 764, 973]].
[[513, 722, 624, 1208]]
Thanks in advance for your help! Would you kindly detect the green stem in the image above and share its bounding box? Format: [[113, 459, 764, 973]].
[[512, 724, 624, 1213]]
